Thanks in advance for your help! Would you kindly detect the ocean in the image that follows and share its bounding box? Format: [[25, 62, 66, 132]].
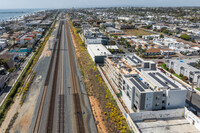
[[0, 9, 43, 21]]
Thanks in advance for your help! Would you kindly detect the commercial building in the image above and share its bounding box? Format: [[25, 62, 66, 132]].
[[105, 27, 124, 34], [83, 27, 107, 45], [166, 59, 200, 87], [87, 44, 111, 63]]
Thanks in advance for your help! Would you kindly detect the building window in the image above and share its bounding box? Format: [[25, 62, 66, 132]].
[[123, 86, 125, 90], [156, 96, 160, 100], [155, 103, 159, 106], [168, 103, 170, 105], [162, 100, 165, 103], [163, 94, 165, 97]]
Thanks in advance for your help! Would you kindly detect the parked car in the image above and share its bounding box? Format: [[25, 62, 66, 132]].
[[158, 68, 166, 73], [158, 61, 163, 64], [164, 56, 172, 59], [186, 53, 192, 56], [157, 57, 163, 59]]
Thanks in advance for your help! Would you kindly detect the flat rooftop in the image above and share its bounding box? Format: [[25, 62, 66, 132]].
[[138, 68, 186, 91], [124, 67, 186, 93], [169, 59, 200, 73], [124, 55, 144, 67], [106, 54, 143, 75], [135, 118, 199, 133], [87, 44, 111, 56]]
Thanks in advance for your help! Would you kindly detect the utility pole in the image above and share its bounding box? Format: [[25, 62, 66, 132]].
[[190, 82, 197, 103]]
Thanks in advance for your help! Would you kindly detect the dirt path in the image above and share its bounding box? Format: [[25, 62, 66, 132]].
[[11, 82, 41, 133], [89, 96, 108, 133], [0, 95, 21, 132]]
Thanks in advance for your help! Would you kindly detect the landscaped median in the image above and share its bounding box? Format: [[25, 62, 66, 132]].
[[0, 18, 57, 126], [69, 20, 130, 133]]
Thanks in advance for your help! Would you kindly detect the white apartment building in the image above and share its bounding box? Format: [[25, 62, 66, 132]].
[[104, 55, 187, 112]]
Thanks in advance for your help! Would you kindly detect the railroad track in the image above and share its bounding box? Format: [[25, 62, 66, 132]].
[[33, 20, 63, 133], [66, 20, 85, 133], [33, 19, 85, 133], [46, 20, 63, 133], [58, 21, 65, 133]]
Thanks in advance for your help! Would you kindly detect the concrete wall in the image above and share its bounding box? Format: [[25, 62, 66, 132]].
[[121, 90, 133, 112], [185, 107, 200, 131], [94, 56, 105, 63], [126, 113, 140, 133], [129, 108, 185, 121], [144, 92, 154, 110], [166, 89, 187, 109], [152, 91, 163, 110], [87, 46, 95, 62], [126, 108, 200, 132]]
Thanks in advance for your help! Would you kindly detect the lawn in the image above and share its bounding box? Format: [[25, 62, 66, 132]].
[[123, 29, 152, 36], [196, 88, 200, 91]]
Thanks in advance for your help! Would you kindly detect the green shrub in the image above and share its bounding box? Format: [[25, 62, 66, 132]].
[[179, 74, 183, 77], [169, 69, 175, 74], [8, 67, 14, 73]]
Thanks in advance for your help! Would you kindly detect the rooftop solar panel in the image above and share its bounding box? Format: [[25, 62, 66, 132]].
[[130, 78, 144, 91], [127, 56, 137, 64], [134, 56, 142, 63], [156, 72, 178, 88], [148, 73, 167, 87], [135, 77, 148, 89]]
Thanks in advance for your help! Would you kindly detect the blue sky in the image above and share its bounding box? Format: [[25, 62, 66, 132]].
[[1, 0, 200, 8]]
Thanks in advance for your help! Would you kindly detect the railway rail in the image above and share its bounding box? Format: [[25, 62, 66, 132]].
[[33, 20, 63, 133], [66, 20, 85, 133], [33, 19, 85, 133]]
